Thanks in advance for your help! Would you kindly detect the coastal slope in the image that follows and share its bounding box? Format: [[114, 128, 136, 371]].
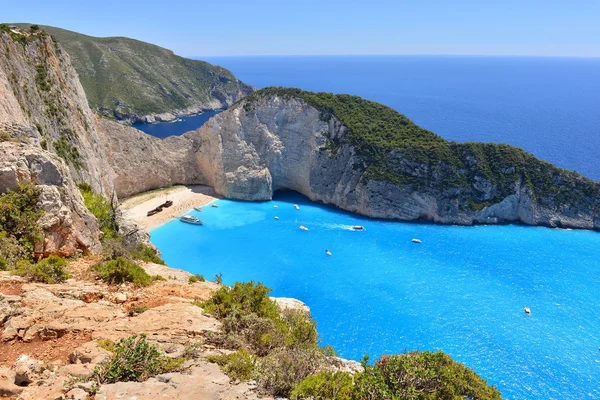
[[14, 24, 254, 123]]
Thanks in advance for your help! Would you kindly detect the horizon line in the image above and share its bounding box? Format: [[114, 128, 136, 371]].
[[190, 53, 600, 59]]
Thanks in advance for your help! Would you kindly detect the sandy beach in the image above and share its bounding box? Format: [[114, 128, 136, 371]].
[[120, 185, 219, 230]]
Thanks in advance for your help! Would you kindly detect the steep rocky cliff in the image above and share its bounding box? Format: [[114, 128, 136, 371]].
[[191, 88, 599, 229], [15, 24, 254, 123], [0, 25, 114, 197], [95, 87, 599, 230]]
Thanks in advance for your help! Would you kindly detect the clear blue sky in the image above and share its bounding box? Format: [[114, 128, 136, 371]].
[[4, 0, 599, 57]]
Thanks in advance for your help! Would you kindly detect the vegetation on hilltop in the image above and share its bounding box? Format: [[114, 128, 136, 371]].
[[243, 88, 599, 208], [200, 281, 502, 399], [13, 24, 253, 119]]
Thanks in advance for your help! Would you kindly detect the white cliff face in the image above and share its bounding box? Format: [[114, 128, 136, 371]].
[[0, 142, 101, 256], [184, 94, 599, 230], [0, 30, 114, 197]]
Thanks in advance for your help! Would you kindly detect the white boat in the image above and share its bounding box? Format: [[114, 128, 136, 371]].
[[274, 216, 280, 220], [211, 203, 218, 208], [350, 225, 366, 231], [411, 238, 422, 244], [180, 215, 203, 225], [294, 204, 300, 210], [524, 307, 531, 315], [325, 250, 332, 256], [193, 206, 203, 212], [299, 225, 309, 231], [273, 205, 279, 208]]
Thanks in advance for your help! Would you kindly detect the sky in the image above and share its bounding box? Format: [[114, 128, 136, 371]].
[[2, 0, 599, 57]]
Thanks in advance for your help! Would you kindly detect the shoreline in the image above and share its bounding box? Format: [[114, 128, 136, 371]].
[[120, 185, 219, 231]]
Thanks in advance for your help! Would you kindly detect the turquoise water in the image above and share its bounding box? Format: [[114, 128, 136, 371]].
[[151, 191, 600, 399]]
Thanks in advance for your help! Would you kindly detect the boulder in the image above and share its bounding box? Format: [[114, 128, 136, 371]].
[[12, 355, 44, 386]]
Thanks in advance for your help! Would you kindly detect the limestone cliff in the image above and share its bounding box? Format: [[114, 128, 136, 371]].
[[191, 89, 599, 230], [0, 142, 101, 256], [0, 26, 114, 197], [95, 88, 599, 230]]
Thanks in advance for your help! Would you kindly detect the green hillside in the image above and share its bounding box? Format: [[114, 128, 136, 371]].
[[14, 24, 253, 119]]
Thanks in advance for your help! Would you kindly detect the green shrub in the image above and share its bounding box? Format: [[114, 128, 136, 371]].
[[206, 350, 257, 381], [97, 339, 115, 353], [94, 257, 152, 287], [213, 272, 224, 285], [257, 347, 324, 397], [0, 230, 31, 269], [352, 351, 502, 400], [201, 281, 280, 320], [15, 255, 70, 283], [0, 257, 7, 271], [291, 371, 354, 400], [130, 243, 165, 265], [0, 181, 43, 258], [188, 274, 205, 284], [91, 334, 183, 383], [78, 184, 118, 239]]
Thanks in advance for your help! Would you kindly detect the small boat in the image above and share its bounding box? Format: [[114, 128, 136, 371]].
[[180, 215, 203, 225], [273, 205, 279, 209], [274, 216, 280, 220], [162, 200, 173, 208], [294, 204, 300, 210], [299, 225, 309, 231], [411, 238, 422, 244], [147, 209, 160, 217], [350, 226, 366, 231], [524, 307, 531, 315], [211, 203, 219, 208], [325, 250, 332, 256], [194, 206, 203, 212]]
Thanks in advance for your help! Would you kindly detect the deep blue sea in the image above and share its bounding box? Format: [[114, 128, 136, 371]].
[[133, 110, 220, 138], [203, 55, 600, 181], [151, 192, 600, 400]]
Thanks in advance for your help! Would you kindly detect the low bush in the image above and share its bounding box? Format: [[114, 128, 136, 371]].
[[201, 281, 280, 320], [206, 349, 257, 381], [257, 347, 324, 397], [213, 272, 224, 285], [15, 255, 70, 283], [352, 351, 502, 400], [131, 243, 165, 265], [94, 257, 152, 287], [0, 230, 31, 270], [91, 334, 184, 383], [0, 181, 43, 261], [188, 274, 205, 284], [78, 184, 118, 239], [291, 370, 354, 400]]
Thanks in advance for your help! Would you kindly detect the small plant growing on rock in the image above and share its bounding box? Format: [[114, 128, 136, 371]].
[[291, 370, 354, 400], [91, 334, 184, 383], [15, 255, 70, 283], [188, 274, 205, 284], [213, 272, 224, 285], [206, 349, 257, 381], [94, 257, 152, 287], [131, 243, 165, 265]]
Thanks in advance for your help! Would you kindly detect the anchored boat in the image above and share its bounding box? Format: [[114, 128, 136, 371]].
[[180, 215, 203, 225]]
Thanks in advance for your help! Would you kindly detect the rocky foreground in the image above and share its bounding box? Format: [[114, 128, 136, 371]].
[[0, 260, 354, 400]]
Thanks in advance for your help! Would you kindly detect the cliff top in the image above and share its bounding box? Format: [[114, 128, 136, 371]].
[[242, 87, 599, 206], [11, 23, 254, 120]]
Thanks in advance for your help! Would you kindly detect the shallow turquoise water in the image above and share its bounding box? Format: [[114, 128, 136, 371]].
[[150, 191, 600, 399]]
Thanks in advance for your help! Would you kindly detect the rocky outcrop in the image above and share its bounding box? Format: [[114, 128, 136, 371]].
[[188, 93, 600, 230], [0, 28, 115, 197], [0, 142, 101, 256]]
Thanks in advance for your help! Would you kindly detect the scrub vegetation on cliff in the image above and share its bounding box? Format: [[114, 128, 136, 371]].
[[13, 24, 253, 120], [243, 88, 599, 211], [200, 281, 501, 399]]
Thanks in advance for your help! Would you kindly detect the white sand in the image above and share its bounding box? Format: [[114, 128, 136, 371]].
[[120, 185, 219, 230]]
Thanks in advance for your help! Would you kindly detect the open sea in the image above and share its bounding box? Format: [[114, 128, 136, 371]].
[[148, 56, 600, 399]]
